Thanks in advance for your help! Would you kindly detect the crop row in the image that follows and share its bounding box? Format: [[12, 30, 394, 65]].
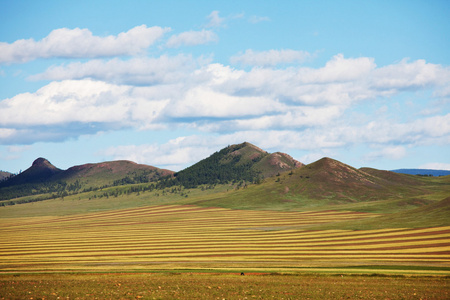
[[1, 205, 449, 272]]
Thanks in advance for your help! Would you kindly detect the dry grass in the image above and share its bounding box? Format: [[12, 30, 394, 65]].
[[1, 273, 449, 300], [1, 205, 449, 274]]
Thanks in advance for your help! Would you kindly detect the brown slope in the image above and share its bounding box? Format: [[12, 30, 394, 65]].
[[56, 160, 174, 187], [279, 157, 428, 202], [255, 152, 304, 177]]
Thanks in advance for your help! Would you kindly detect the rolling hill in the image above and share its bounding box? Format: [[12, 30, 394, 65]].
[[0, 158, 174, 201], [185, 157, 445, 211], [0, 142, 448, 217], [172, 142, 303, 188]]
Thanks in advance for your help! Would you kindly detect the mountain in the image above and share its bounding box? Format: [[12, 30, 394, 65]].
[[55, 160, 173, 188], [0, 158, 62, 187], [0, 158, 174, 200], [391, 168, 450, 177], [172, 142, 303, 188], [188, 157, 437, 210], [281, 158, 428, 201]]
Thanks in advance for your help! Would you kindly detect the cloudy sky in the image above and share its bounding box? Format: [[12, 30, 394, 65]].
[[1, 0, 449, 173]]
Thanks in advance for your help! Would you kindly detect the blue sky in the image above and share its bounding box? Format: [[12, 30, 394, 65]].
[[1, 0, 449, 173]]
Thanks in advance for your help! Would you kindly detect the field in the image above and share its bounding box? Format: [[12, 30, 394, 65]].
[[1, 176, 449, 298], [1, 272, 449, 299], [1, 204, 449, 274]]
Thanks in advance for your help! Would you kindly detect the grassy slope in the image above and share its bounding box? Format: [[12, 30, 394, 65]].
[[55, 160, 173, 188], [1, 156, 448, 229]]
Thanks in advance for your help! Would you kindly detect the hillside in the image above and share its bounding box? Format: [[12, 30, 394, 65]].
[[0, 158, 62, 187], [0, 158, 174, 201], [282, 158, 430, 201], [172, 142, 303, 188], [55, 160, 173, 188], [186, 157, 442, 211], [1, 144, 448, 216]]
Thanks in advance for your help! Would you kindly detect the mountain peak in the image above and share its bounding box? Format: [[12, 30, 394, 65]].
[[32, 157, 55, 168]]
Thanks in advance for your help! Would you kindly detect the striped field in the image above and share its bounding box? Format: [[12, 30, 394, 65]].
[[1, 205, 449, 274]]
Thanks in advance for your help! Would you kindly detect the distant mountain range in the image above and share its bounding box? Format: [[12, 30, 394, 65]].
[[0, 142, 303, 200], [1, 142, 448, 206], [391, 169, 450, 177]]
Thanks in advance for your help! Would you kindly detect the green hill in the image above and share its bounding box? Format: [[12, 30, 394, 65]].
[[55, 160, 173, 188], [184, 157, 445, 212], [0, 158, 173, 201], [172, 142, 303, 188]]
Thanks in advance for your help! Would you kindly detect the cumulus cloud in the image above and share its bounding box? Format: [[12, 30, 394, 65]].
[[101, 136, 222, 171], [205, 11, 225, 28], [363, 146, 407, 161], [230, 49, 312, 66], [0, 25, 170, 64], [166, 30, 218, 48], [29, 55, 202, 85], [0, 79, 169, 128], [2, 52, 449, 157]]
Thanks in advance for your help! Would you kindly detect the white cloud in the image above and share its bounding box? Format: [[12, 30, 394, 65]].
[[0, 25, 170, 64], [205, 11, 225, 28], [29, 55, 202, 85], [418, 163, 450, 171], [364, 146, 407, 161], [166, 30, 218, 48], [165, 87, 283, 119], [101, 136, 221, 171], [0, 79, 169, 127], [2, 53, 449, 153], [230, 49, 312, 66]]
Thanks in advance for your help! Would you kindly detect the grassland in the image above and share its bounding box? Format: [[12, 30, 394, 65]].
[[1, 169, 449, 298], [1, 204, 449, 275]]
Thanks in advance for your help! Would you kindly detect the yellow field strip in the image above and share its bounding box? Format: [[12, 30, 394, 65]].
[[1, 226, 448, 244], [1, 233, 449, 252], [1, 205, 449, 271]]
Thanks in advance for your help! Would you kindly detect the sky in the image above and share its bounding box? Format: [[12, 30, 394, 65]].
[[0, 0, 449, 173]]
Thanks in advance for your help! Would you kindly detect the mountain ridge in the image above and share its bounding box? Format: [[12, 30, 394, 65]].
[[1, 142, 448, 213], [172, 142, 303, 188]]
